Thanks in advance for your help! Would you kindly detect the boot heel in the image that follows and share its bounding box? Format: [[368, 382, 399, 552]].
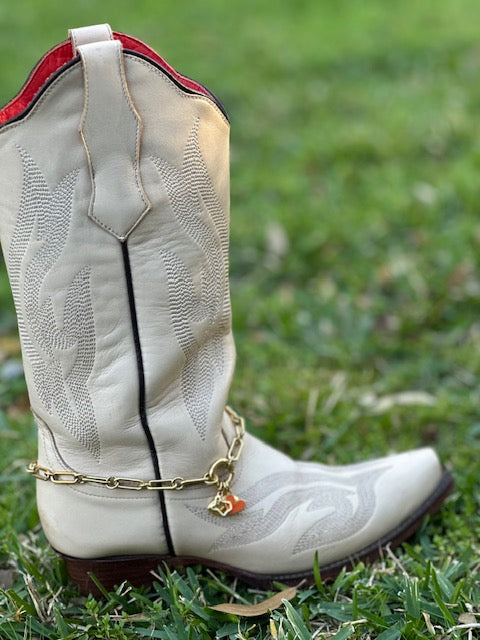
[[61, 554, 169, 595]]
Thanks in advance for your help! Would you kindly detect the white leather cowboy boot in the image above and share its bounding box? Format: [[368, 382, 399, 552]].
[[0, 24, 452, 594]]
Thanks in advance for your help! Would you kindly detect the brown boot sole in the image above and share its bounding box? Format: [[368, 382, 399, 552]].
[[60, 469, 454, 596]]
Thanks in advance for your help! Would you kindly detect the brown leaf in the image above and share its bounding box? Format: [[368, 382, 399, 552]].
[[209, 586, 297, 617], [458, 613, 477, 625]]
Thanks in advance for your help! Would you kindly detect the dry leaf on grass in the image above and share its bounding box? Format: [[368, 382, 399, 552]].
[[422, 611, 436, 636], [360, 391, 436, 414], [209, 586, 297, 617], [458, 613, 477, 625]]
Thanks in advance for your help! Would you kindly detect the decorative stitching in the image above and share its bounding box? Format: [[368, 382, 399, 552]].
[[0, 65, 81, 136], [34, 410, 75, 471], [152, 118, 230, 439], [78, 42, 151, 240], [188, 465, 389, 553], [8, 147, 100, 459], [123, 55, 230, 126], [114, 42, 150, 222], [71, 31, 79, 55]]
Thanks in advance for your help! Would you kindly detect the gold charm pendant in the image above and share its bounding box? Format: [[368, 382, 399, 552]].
[[208, 486, 246, 516]]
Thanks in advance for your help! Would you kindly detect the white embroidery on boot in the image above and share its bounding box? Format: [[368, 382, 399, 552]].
[[152, 119, 231, 439], [188, 466, 388, 552], [8, 148, 99, 459]]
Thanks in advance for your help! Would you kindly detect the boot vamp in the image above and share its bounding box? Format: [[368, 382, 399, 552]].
[[167, 433, 442, 574]]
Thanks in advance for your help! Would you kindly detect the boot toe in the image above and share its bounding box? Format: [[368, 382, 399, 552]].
[[298, 446, 445, 568], [172, 436, 449, 577]]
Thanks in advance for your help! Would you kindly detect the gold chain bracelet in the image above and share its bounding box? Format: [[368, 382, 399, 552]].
[[27, 406, 246, 517]]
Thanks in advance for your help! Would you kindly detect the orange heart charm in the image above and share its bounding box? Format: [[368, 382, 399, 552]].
[[226, 494, 246, 514]]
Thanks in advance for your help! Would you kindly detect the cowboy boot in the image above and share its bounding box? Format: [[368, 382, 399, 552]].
[[0, 24, 453, 594]]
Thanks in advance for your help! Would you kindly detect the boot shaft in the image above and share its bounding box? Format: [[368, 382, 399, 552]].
[[0, 25, 235, 480]]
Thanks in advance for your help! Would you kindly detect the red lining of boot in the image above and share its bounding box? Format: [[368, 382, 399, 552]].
[[0, 32, 214, 125]]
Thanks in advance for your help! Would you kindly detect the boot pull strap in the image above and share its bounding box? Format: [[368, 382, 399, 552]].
[[69, 24, 113, 55], [71, 25, 151, 241]]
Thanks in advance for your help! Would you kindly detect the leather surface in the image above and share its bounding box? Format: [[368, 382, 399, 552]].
[[78, 40, 151, 240], [69, 24, 113, 55], [0, 24, 444, 570], [167, 434, 441, 572]]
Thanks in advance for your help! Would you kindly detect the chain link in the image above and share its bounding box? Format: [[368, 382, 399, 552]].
[[26, 406, 246, 513]]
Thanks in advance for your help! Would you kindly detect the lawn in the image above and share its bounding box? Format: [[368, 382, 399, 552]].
[[0, 0, 479, 638]]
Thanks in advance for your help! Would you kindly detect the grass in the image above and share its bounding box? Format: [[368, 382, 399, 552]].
[[0, 0, 480, 637]]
